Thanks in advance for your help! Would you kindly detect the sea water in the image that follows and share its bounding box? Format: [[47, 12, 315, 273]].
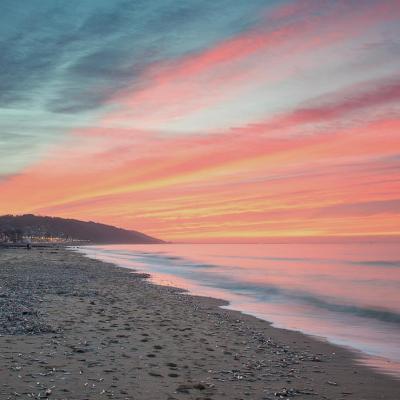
[[77, 243, 400, 378]]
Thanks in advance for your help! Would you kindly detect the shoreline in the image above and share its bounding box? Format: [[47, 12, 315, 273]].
[[77, 243, 400, 380], [72, 246, 400, 385], [0, 246, 399, 399]]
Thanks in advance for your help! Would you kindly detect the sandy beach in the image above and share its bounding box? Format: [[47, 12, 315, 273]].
[[0, 246, 399, 400]]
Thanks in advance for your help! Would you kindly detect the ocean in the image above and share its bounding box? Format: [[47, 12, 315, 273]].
[[77, 243, 400, 378]]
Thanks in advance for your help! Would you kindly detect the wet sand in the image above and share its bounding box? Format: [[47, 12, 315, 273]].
[[0, 246, 399, 399]]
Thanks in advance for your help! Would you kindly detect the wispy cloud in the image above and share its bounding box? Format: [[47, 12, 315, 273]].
[[0, 0, 399, 241]]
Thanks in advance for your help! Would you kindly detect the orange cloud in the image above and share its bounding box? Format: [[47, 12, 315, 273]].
[[1, 0, 399, 242], [1, 111, 399, 241]]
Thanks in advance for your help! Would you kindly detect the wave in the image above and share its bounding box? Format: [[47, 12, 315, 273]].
[[88, 248, 400, 325], [199, 277, 400, 325], [137, 252, 400, 325], [213, 254, 400, 268]]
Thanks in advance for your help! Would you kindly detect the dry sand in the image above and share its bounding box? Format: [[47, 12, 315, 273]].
[[0, 246, 399, 399]]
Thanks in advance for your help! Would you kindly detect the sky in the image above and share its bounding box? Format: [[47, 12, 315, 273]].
[[0, 0, 399, 242]]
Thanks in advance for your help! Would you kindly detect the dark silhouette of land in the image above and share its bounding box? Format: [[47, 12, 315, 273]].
[[0, 214, 163, 244]]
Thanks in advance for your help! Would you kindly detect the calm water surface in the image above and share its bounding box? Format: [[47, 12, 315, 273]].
[[78, 243, 400, 378]]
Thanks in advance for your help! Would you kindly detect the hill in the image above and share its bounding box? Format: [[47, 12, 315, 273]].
[[0, 214, 163, 244]]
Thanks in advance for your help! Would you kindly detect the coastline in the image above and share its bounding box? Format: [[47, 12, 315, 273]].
[[0, 246, 398, 399]]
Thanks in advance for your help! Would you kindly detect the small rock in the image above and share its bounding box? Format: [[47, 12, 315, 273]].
[[193, 383, 206, 390], [327, 381, 338, 386]]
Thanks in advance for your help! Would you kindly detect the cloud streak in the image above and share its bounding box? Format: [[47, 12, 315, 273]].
[[0, 0, 399, 241]]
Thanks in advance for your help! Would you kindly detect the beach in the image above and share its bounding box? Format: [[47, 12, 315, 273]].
[[0, 247, 399, 400]]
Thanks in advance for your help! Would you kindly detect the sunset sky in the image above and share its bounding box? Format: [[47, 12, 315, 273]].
[[1, 0, 399, 242]]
